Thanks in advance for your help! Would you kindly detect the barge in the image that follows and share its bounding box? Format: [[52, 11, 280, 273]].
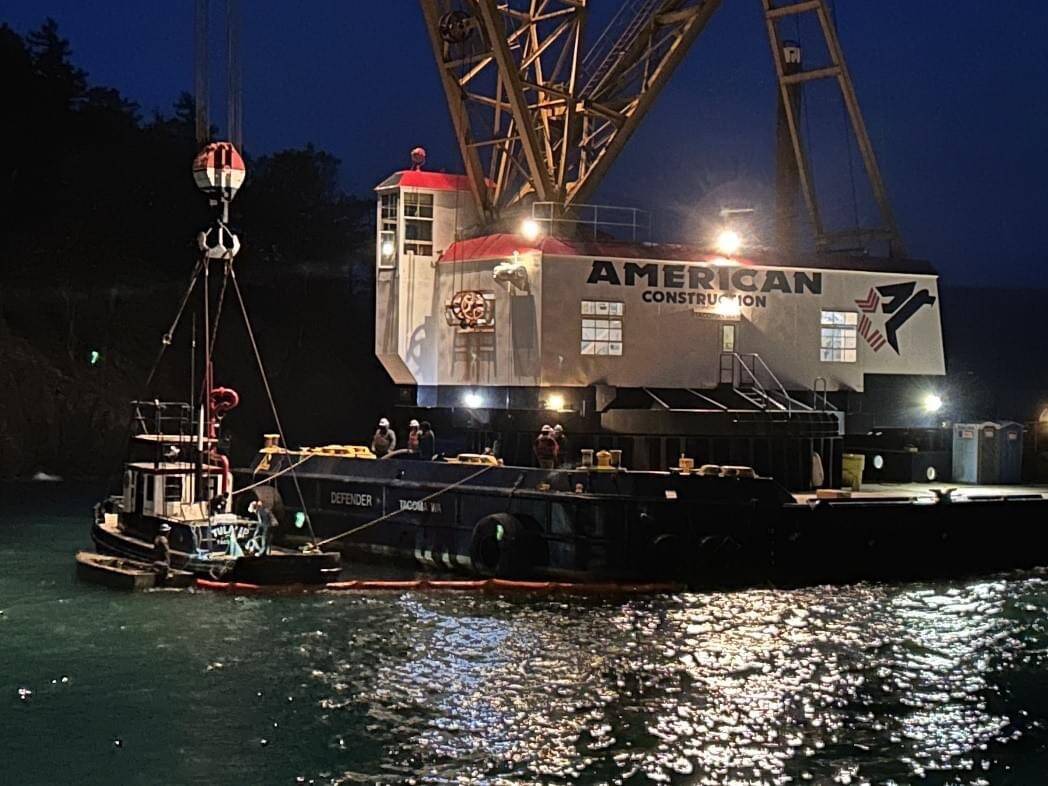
[[245, 444, 1048, 589]]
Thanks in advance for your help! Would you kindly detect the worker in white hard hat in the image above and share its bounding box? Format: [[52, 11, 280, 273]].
[[407, 419, 421, 453], [371, 417, 396, 458], [534, 424, 559, 469]]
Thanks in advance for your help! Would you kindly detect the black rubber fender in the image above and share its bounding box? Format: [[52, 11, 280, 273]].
[[646, 532, 688, 580], [470, 513, 545, 579]]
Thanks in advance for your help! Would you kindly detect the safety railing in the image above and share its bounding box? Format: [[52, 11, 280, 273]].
[[718, 352, 824, 416], [531, 201, 651, 242]]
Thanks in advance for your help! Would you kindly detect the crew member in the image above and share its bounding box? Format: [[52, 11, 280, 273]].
[[418, 421, 436, 460], [371, 417, 396, 458], [534, 425, 559, 470], [153, 522, 172, 580], [406, 419, 421, 453], [553, 424, 567, 467]]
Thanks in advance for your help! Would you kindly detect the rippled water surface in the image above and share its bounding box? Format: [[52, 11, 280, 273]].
[[3, 483, 1048, 785]]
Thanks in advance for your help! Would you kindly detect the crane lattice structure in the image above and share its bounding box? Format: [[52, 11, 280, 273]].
[[420, 0, 903, 256]]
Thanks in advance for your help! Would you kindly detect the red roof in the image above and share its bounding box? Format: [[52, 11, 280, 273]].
[[439, 234, 576, 263], [375, 170, 486, 192], [438, 234, 937, 275]]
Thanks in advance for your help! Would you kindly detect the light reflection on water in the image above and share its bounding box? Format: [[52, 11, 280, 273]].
[[291, 579, 1048, 785], [3, 487, 1048, 785]]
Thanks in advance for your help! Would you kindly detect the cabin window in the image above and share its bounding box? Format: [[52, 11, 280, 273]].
[[820, 310, 858, 362], [164, 476, 183, 503], [380, 192, 398, 260], [580, 300, 623, 356], [144, 477, 155, 503], [402, 191, 434, 256]]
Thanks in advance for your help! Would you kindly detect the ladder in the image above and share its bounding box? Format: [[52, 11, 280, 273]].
[[580, 0, 664, 98]]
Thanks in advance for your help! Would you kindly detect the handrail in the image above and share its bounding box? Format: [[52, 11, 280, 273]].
[[580, 0, 663, 97]]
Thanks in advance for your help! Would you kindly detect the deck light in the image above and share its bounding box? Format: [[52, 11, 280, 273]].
[[714, 298, 742, 318], [381, 239, 395, 258], [715, 228, 742, 256], [922, 393, 943, 414], [546, 393, 566, 411], [463, 391, 483, 409], [520, 218, 541, 242]]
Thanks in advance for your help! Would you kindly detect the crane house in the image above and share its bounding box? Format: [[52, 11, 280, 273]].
[[373, 171, 945, 488]]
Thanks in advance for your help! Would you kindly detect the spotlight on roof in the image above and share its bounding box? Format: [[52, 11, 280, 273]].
[[715, 228, 742, 257], [545, 393, 566, 412], [463, 391, 483, 409], [520, 218, 541, 242], [922, 393, 944, 414]]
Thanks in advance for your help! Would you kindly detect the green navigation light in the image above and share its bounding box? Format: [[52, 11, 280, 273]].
[[294, 512, 306, 529], [89, 350, 101, 366]]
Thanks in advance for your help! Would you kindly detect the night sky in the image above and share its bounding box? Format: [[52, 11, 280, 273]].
[[5, 1, 1047, 287]]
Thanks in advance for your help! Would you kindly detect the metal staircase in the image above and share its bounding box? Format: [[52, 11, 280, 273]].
[[718, 352, 837, 416]]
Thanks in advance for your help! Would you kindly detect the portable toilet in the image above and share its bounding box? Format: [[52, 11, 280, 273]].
[[952, 422, 1023, 484]]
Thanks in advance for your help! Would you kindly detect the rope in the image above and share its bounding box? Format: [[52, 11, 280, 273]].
[[228, 265, 319, 545], [316, 464, 495, 547], [232, 452, 315, 497]]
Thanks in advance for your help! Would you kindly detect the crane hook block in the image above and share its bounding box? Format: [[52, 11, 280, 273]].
[[193, 141, 246, 201]]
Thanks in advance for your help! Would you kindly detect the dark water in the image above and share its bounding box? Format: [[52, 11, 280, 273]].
[[3, 484, 1048, 785]]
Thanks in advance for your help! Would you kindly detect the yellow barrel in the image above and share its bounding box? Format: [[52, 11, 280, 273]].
[[841, 453, 866, 490]]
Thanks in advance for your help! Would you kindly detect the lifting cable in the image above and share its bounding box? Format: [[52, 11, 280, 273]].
[[144, 257, 204, 394], [228, 263, 319, 546], [315, 463, 495, 548], [207, 261, 230, 366]]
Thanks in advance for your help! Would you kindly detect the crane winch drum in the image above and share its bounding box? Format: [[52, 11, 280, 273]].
[[193, 141, 246, 202]]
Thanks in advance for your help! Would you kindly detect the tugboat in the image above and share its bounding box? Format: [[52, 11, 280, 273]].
[[87, 142, 341, 586]]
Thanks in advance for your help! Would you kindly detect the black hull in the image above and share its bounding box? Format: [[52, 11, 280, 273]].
[[91, 520, 341, 586], [244, 454, 1048, 589]]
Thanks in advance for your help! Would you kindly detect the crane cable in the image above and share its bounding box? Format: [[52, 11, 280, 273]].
[[228, 263, 319, 547]]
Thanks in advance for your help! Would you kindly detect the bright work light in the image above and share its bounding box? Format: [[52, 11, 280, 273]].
[[463, 392, 483, 409], [520, 218, 541, 242], [381, 239, 395, 257], [546, 393, 566, 411], [714, 228, 742, 256], [922, 393, 943, 414]]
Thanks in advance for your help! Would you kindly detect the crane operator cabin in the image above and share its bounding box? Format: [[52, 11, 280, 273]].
[[373, 0, 946, 488]]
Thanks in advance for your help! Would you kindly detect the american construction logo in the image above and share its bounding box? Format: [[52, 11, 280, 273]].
[[586, 259, 821, 308], [855, 282, 936, 354]]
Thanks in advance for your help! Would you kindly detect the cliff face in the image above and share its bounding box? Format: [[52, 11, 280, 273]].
[[0, 323, 132, 479]]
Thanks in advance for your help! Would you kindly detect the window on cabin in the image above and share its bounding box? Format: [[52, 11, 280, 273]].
[[820, 310, 858, 362], [580, 300, 623, 356], [164, 476, 183, 503], [380, 192, 398, 257], [402, 192, 434, 256], [145, 477, 154, 503]]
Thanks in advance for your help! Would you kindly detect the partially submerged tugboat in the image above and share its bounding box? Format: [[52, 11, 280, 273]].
[[86, 142, 341, 586]]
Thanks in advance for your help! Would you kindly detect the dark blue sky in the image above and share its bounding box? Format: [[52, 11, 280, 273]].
[[5, 2, 1048, 286]]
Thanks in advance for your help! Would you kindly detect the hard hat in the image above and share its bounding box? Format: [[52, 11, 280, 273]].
[[378, 417, 390, 428], [409, 419, 420, 428], [159, 523, 172, 533], [553, 424, 564, 433], [541, 424, 552, 433]]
